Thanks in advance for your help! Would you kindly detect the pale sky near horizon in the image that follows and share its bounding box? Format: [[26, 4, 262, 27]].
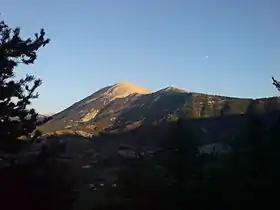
[[2, 0, 280, 114]]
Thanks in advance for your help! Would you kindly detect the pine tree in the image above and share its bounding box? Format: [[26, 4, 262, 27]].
[[220, 101, 231, 116], [272, 77, 280, 92], [0, 20, 50, 143], [183, 97, 197, 118], [200, 103, 209, 117], [157, 118, 199, 209]]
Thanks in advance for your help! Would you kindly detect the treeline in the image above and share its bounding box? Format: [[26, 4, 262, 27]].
[[178, 96, 280, 119], [95, 115, 280, 210]]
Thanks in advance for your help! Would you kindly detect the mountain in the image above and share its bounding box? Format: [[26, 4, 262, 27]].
[[38, 82, 280, 135], [39, 82, 150, 132]]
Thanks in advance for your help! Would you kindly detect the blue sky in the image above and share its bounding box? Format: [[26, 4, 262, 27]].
[[2, 0, 280, 113]]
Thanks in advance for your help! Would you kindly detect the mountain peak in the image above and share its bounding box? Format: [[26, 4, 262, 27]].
[[110, 81, 151, 95], [114, 81, 134, 86]]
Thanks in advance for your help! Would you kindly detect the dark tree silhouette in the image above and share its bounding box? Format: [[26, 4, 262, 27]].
[[0, 20, 50, 143], [183, 98, 197, 118], [155, 118, 200, 209], [220, 101, 231, 116], [200, 103, 208, 117], [272, 77, 280, 92]]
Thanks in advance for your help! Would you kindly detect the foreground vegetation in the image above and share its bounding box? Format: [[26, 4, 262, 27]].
[[86, 114, 280, 210], [0, 19, 77, 210]]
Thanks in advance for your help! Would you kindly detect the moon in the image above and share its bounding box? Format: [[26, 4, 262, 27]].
[[205, 55, 209, 59]]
